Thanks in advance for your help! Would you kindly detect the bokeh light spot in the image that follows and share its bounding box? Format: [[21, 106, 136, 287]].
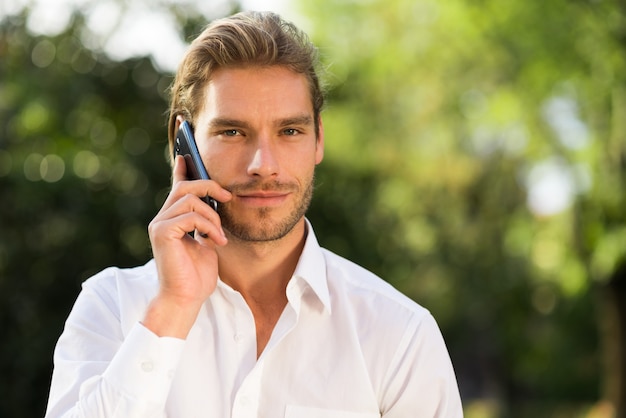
[[40, 154, 65, 183], [23, 153, 43, 181], [31, 39, 56, 68], [73, 150, 100, 179]]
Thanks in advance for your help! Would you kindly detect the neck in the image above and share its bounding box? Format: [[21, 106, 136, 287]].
[[217, 219, 307, 358], [216, 218, 307, 302]]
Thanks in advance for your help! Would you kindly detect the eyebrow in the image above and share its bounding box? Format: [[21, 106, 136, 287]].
[[276, 115, 314, 127], [208, 118, 251, 130], [207, 115, 314, 131]]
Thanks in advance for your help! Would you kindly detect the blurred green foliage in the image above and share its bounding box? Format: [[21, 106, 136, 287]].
[[0, 11, 174, 417], [1, 0, 625, 417], [301, 0, 626, 416]]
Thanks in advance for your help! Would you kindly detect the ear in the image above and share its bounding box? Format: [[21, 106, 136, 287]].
[[169, 115, 187, 170], [315, 116, 324, 165], [175, 114, 185, 132]]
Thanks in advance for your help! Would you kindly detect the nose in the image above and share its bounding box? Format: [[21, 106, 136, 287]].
[[246, 136, 279, 178]]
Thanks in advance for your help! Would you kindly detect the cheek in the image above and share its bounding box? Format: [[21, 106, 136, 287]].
[[295, 158, 318, 185], [200, 145, 235, 181], [285, 147, 319, 178], [203, 153, 238, 181]]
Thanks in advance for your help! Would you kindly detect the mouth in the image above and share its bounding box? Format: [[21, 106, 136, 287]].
[[237, 191, 291, 207]]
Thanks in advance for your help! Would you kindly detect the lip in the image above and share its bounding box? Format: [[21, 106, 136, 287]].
[[237, 191, 290, 207]]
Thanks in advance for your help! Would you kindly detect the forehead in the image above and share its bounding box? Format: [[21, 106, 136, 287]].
[[198, 66, 313, 118]]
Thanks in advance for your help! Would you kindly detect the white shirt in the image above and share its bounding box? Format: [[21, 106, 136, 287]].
[[46, 223, 463, 417]]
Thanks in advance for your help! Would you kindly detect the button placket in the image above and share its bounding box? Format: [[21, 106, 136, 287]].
[[231, 290, 256, 350], [141, 360, 154, 373], [231, 361, 264, 418]]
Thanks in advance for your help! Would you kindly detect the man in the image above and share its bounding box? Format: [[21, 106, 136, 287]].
[[46, 11, 463, 417]]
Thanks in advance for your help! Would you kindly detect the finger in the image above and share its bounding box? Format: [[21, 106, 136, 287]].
[[177, 212, 228, 246], [172, 155, 187, 184], [194, 181, 232, 204], [153, 191, 228, 245], [170, 180, 232, 208], [150, 210, 227, 246], [159, 176, 232, 216], [158, 193, 223, 230], [195, 223, 227, 245]]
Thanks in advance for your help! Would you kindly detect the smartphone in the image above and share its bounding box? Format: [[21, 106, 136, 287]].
[[174, 120, 218, 211]]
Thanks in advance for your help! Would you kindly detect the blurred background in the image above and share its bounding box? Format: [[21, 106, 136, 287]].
[[1, 0, 625, 416]]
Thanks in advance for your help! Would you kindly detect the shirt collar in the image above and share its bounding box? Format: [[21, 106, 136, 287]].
[[291, 219, 331, 314]]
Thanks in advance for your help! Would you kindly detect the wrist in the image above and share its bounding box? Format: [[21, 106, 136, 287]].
[[142, 294, 204, 339]]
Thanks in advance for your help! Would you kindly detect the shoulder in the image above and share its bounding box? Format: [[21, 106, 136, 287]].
[[320, 249, 454, 390], [83, 259, 158, 292], [78, 260, 159, 330], [321, 248, 430, 326]]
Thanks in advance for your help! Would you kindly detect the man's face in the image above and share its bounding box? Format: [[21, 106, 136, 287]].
[[192, 65, 324, 242]]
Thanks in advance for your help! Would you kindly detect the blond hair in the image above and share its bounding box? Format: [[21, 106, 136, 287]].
[[167, 11, 325, 155]]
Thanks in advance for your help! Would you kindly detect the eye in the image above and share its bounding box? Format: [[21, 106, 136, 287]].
[[282, 128, 299, 136], [223, 129, 240, 137]]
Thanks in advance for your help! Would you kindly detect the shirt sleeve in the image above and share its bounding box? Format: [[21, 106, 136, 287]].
[[45, 273, 186, 418], [380, 313, 464, 417]]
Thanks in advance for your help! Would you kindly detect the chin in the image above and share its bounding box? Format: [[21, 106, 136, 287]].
[[222, 208, 304, 243]]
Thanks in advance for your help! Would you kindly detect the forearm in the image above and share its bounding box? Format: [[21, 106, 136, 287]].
[[46, 322, 185, 418], [46, 375, 164, 418]]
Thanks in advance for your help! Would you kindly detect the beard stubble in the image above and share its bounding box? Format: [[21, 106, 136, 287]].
[[217, 174, 315, 243]]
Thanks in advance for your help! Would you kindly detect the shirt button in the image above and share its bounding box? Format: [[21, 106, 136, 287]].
[[141, 361, 154, 372], [234, 333, 243, 343]]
